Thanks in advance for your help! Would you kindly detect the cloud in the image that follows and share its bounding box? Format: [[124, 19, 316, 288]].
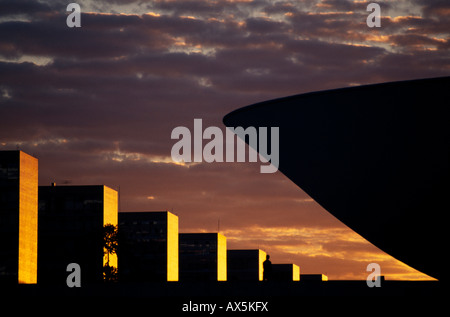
[[0, 0, 54, 18], [222, 225, 430, 280]]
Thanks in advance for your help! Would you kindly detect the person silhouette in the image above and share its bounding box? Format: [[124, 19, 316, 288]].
[[263, 254, 272, 281]]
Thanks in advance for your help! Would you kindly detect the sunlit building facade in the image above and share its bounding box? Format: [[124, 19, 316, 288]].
[[118, 211, 178, 282], [227, 249, 266, 281], [38, 184, 118, 285], [0, 151, 38, 284], [179, 233, 227, 282]]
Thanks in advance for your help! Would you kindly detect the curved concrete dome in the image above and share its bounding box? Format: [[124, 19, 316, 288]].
[[223, 77, 450, 281]]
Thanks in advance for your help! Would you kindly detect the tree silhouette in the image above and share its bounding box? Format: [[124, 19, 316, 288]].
[[103, 223, 118, 282]]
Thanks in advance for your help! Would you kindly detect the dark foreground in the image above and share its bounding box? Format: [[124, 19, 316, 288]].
[[3, 280, 441, 303]]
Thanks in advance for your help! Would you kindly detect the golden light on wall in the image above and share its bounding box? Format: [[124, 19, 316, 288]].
[[18, 151, 38, 284], [293, 264, 300, 281], [167, 212, 179, 281], [217, 233, 227, 281], [103, 186, 118, 270], [258, 250, 267, 281]]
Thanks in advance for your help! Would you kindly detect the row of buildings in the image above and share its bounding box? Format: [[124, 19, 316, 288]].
[[0, 150, 327, 285]]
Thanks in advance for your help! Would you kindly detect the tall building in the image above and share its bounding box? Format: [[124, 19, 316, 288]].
[[179, 233, 227, 282], [0, 151, 38, 284], [272, 264, 300, 281], [227, 249, 266, 281], [118, 211, 178, 282], [38, 184, 118, 285]]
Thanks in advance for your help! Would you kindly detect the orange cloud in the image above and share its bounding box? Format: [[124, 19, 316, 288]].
[[220, 225, 434, 280]]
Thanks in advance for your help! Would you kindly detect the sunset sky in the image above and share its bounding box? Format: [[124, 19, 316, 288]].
[[1, 0, 449, 280]]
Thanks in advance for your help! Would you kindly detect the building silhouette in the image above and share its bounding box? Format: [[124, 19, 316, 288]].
[[38, 184, 118, 285], [223, 76, 450, 282], [301, 274, 328, 281], [272, 264, 300, 281], [227, 249, 266, 281], [0, 151, 38, 284], [0, 150, 331, 289], [118, 211, 178, 282], [179, 233, 227, 282]]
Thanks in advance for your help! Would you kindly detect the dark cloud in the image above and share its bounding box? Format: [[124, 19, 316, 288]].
[[0, 0, 54, 17], [244, 17, 289, 34], [414, 0, 450, 18]]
